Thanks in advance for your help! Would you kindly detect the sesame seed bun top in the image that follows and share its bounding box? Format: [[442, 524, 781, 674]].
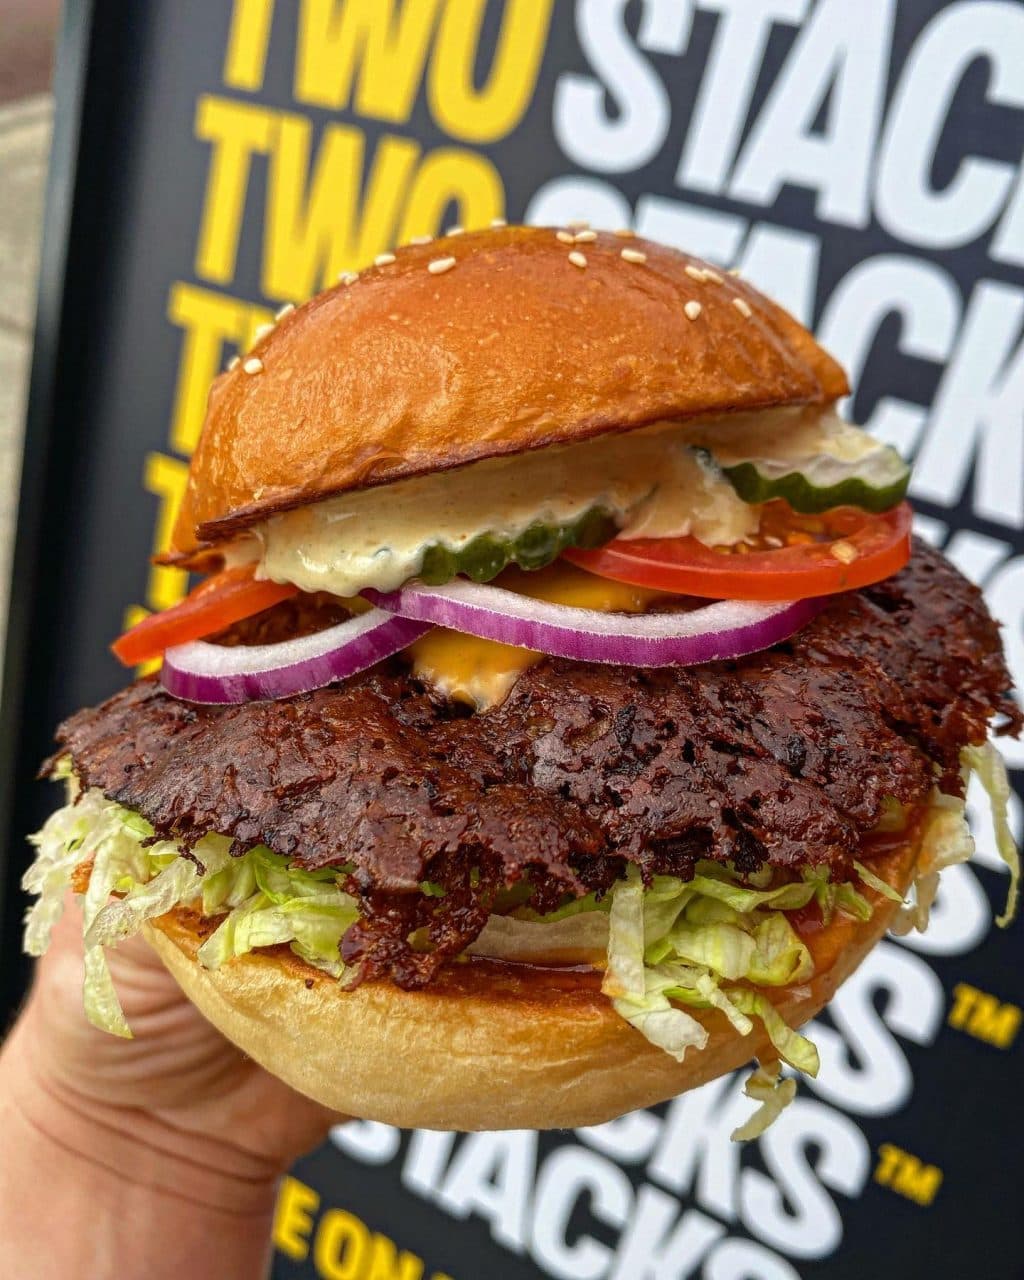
[[168, 225, 848, 561]]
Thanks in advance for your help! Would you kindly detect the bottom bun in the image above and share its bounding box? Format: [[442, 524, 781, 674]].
[[144, 837, 920, 1131]]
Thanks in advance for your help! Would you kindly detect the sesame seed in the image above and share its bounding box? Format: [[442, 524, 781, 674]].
[[763, 535, 784, 548], [445, 225, 464, 236], [374, 253, 396, 266], [613, 227, 635, 237], [242, 357, 263, 374], [727, 267, 742, 276], [568, 251, 587, 268], [703, 268, 724, 284], [567, 219, 590, 230], [490, 217, 507, 228], [428, 256, 457, 275], [621, 248, 647, 264], [409, 235, 433, 245], [338, 271, 358, 285], [253, 322, 275, 343], [556, 230, 575, 244], [275, 303, 295, 320], [732, 297, 753, 318], [227, 355, 240, 371], [684, 300, 702, 320], [830, 540, 859, 564], [685, 265, 707, 283], [574, 229, 597, 243]]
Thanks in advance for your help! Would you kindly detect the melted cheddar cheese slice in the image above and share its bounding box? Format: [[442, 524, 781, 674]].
[[407, 564, 666, 711]]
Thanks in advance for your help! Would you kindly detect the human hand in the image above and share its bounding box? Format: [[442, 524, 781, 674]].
[[22, 892, 337, 1167], [0, 895, 339, 1279]]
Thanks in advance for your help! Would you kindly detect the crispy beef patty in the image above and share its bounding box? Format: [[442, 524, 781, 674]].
[[53, 543, 1019, 987]]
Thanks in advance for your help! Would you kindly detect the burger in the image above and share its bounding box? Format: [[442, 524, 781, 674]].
[[23, 226, 1020, 1136]]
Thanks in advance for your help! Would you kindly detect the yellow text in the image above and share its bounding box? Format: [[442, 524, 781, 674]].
[[167, 281, 273, 455], [272, 1177, 453, 1280], [948, 982, 1021, 1048], [142, 452, 190, 610], [874, 1144, 943, 1206], [294, 0, 552, 142], [296, 0, 438, 122], [223, 0, 276, 91], [120, 453, 192, 660], [193, 96, 503, 302], [274, 1175, 322, 1262]]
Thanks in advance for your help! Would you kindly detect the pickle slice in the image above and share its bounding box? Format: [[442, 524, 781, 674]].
[[417, 507, 620, 586], [722, 446, 910, 514]]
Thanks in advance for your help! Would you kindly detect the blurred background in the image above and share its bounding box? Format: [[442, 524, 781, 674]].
[[0, 0, 58, 677]]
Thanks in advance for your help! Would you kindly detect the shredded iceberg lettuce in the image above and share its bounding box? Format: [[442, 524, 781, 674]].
[[888, 789, 972, 936], [87, 844, 232, 949], [747, 912, 815, 985], [963, 741, 1020, 928], [197, 847, 358, 979], [197, 867, 358, 981], [889, 743, 1019, 937], [24, 786, 182, 1039], [852, 859, 904, 903], [729, 990, 819, 1075], [79, 833, 137, 1040], [731, 1061, 798, 1142], [602, 866, 710, 1059], [601, 864, 818, 1078], [800, 866, 872, 924], [22, 785, 358, 1036]]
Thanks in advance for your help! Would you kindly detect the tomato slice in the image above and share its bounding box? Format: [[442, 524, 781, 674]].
[[566, 501, 913, 601], [111, 566, 299, 665]]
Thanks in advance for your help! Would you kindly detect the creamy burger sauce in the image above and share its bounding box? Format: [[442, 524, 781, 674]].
[[254, 420, 762, 599], [251, 405, 873, 601], [681, 403, 878, 466]]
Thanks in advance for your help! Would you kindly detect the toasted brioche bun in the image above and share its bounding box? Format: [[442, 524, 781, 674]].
[[169, 226, 847, 561], [143, 837, 918, 1131]]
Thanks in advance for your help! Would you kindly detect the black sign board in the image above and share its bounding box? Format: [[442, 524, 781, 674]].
[[2, 3, 1022, 1277]]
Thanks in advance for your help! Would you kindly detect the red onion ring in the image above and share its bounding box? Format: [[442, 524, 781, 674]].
[[365, 581, 822, 666], [160, 609, 431, 704]]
